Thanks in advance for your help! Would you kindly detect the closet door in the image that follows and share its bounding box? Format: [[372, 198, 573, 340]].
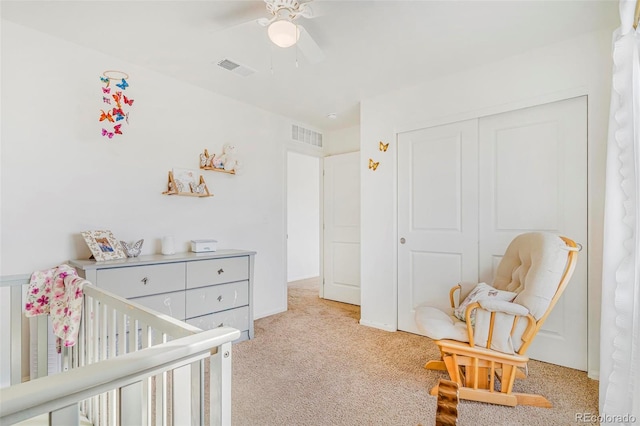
[[478, 96, 587, 370], [397, 120, 479, 333]]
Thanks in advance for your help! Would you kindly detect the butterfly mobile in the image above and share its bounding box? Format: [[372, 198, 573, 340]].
[[99, 71, 133, 139]]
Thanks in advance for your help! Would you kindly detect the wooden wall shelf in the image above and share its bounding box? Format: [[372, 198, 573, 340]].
[[162, 171, 212, 197], [200, 149, 236, 175]]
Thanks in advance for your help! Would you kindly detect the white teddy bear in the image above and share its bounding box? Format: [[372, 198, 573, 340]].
[[217, 143, 239, 172]]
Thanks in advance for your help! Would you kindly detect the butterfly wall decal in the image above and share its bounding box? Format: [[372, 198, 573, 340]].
[[123, 95, 134, 106], [112, 92, 122, 109], [112, 107, 125, 121], [116, 78, 129, 90], [100, 76, 110, 86], [101, 128, 114, 139], [113, 124, 122, 135], [369, 158, 380, 171], [99, 110, 114, 122], [379, 141, 389, 152], [102, 97, 111, 105], [102, 87, 111, 94], [120, 239, 144, 257]]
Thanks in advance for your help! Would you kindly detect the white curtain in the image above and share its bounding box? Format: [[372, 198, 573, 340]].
[[600, 0, 640, 423]]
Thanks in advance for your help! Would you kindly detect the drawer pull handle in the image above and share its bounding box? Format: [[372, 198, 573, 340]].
[[217, 295, 223, 302], [218, 322, 224, 328], [141, 277, 148, 285], [217, 268, 224, 275]]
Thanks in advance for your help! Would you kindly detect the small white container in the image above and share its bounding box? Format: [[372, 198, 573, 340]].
[[190, 239, 217, 253], [161, 236, 175, 255]]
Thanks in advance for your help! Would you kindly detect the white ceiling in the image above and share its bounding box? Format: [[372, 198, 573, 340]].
[[1, 0, 619, 132]]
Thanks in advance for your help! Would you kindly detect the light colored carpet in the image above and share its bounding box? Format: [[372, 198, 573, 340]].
[[231, 280, 598, 426]]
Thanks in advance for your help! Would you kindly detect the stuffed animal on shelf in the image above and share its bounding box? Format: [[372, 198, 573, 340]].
[[217, 143, 239, 172]]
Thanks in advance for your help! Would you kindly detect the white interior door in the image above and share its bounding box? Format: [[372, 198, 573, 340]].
[[323, 152, 361, 305], [478, 96, 588, 370], [397, 120, 479, 333]]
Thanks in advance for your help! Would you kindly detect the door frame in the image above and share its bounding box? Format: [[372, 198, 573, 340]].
[[283, 142, 324, 298]]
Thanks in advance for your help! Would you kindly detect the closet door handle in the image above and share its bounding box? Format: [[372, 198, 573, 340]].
[[217, 295, 223, 302], [400, 238, 406, 244], [141, 277, 148, 285], [217, 268, 224, 275]]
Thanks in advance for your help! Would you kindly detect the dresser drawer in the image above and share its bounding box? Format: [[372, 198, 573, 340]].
[[186, 257, 249, 289], [96, 263, 185, 299], [186, 281, 248, 318], [132, 291, 186, 321], [186, 306, 249, 333]]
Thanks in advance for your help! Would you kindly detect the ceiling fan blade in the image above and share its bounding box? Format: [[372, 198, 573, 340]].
[[298, 0, 326, 19], [297, 25, 325, 64], [209, 2, 266, 27]]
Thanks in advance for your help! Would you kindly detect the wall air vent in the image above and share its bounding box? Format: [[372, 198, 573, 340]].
[[216, 59, 256, 77], [292, 125, 323, 148]]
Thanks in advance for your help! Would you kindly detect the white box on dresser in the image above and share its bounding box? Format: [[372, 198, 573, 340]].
[[69, 249, 256, 342]]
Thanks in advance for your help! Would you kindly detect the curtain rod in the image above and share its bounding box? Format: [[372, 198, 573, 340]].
[[635, 0, 640, 29]]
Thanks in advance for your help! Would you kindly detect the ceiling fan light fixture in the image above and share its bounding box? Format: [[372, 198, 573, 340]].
[[268, 19, 299, 48]]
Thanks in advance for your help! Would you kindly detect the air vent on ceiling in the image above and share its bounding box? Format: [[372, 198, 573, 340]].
[[216, 59, 256, 77], [292, 125, 323, 148]]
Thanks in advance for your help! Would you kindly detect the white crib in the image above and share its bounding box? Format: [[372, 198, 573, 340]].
[[0, 274, 240, 426]]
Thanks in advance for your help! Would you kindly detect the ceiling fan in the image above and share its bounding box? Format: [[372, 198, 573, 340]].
[[231, 0, 325, 64]]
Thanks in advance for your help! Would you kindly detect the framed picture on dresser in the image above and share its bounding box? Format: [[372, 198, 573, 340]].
[[81, 229, 127, 261]]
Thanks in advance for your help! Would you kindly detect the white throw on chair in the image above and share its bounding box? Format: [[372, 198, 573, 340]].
[[414, 232, 579, 408]]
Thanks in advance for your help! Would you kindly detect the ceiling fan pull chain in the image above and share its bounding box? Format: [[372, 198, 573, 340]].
[[270, 43, 274, 74]]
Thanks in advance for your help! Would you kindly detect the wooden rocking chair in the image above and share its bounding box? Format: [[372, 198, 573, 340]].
[[415, 232, 579, 408]]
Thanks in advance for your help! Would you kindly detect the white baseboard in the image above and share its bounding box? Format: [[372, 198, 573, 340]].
[[588, 370, 599, 381], [359, 318, 396, 332]]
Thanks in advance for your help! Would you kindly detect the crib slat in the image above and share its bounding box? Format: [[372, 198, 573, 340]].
[[117, 311, 126, 357], [189, 360, 203, 426], [128, 318, 136, 354], [152, 330, 165, 426], [120, 381, 143, 426], [10, 286, 23, 385], [209, 342, 232, 426], [50, 403, 79, 426], [36, 316, 48, 377]]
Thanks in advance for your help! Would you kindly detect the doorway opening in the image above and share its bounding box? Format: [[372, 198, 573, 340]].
[[286, 151, 321, 293]]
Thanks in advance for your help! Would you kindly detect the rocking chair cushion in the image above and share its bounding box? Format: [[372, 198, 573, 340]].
[[477, 299, 529, 317], [415, 305, 470, 342]]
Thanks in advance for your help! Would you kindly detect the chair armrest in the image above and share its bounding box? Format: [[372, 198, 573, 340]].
[[449, 281, 478, 308], [477, 299, 529, 316]]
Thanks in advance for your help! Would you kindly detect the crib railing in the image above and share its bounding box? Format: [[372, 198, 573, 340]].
[[0, 275, 240, 426]]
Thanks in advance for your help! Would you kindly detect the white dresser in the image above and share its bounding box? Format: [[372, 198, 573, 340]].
[[69, 249, 256, 341]]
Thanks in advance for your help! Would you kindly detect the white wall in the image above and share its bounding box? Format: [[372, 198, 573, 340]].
[[0, 20, 302, 320], [324, 125, 360, 156], [360, 30, 613, 379], [287, 152, 319, 282]]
